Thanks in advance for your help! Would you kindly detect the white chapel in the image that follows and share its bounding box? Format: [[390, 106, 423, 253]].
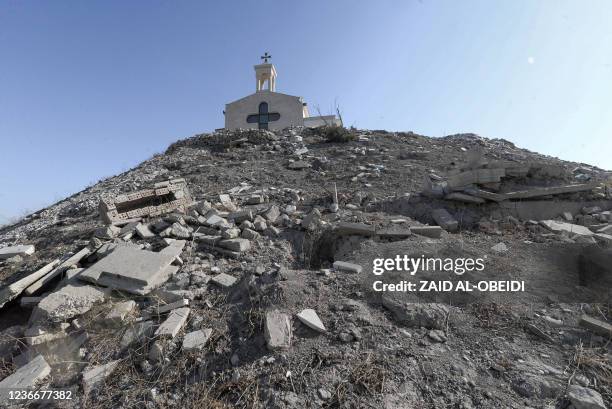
[[224, 53, 342, 131]]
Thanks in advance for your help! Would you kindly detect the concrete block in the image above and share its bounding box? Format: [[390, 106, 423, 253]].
[[0, 245, 35, 260], [264, 311, 292, 350], [228, 210, 253, 223], [296, 309, 326, 333], [155, 307, 190, 338], [105, 300, 136, 325], [263, 205, 280, 223], [211, 273, 237, 288], [0, 355, 50, 393], [82, 360, 120, 394], [410, 226, 443, 239], [567, 385, 606, 409], [335, 222, 375, 236], [34, 284, 109, 323], [135, 223, 155, 239], [431, 209, 459, 233], [157, 299, 189, 314], [219, 238, 251, 252], [120, 320, 154, 349], [182, 328, 213, 351], [333, 261, 363, 274], [539, 220, 593, 237]]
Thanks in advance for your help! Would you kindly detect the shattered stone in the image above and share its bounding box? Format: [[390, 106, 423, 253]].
[[105, 300, 136, 325], [241, 228, 260, 240], [431, 209, 459, 233], [219, 238, 251, 252], [296, 309, 326, 333], [333, 261, 363, 274], [211, 273, 238, 288], [264, 310, 292, 350], [287, 160, 311, 170], [157, 298, 189, 314], [82, 360, 120, 394], [0, 244, 35, 260], [263, 205, 280, 223], [445, 192, 485, 204], [410, 226, 443, 239], [567, 385, 606, 409], [0, 354, 50, 393], [427, 329, 447, 343], [182, 328, 213, 351], [33, 284, 109, 323], [221, 227, 241, 239], [228, 210, 253, 223], [24, 324, 70, 346], [219, 194, 237, 211], [170, 222, 192, 239], [155, 307, 190, 338]]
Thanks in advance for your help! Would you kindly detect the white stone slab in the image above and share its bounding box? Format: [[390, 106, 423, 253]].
[[155, 307, 190, 338], [0, 245, 35, 260], [182, 328, 213, 351], [296, 309, 326, 333], [0, 354, 50, 393], [264, 311, 292, 350], [539, 220, 593, 237], [82, 360, 120, 393], [211, 273, 237, 288]]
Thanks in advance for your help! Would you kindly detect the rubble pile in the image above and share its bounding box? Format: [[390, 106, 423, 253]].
[[0, 127, 610, 408]]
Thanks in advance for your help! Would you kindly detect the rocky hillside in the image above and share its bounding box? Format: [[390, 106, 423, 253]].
[[0, 127, 610, 409]]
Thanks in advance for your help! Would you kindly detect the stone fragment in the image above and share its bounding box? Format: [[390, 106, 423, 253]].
[[219, 238, 251, 252], [24, 324, 70, 346], [491, 243, 508, 252], [135, 223, 155, 239], [287, 160, 311, 170], [0, 259, 61, 308], [219, 194, 237, 211], [228, 210, 253, 223], [562, 212, 574, 221], [170, 222, 191, 239], [504, 182, 598, 200], [264, 311, 292, 350], [0, 244, 36, 260], [296, 309, 326, 333], [333, 261, 363, 274], [157, 299, 189, 314], [579, 315, 612, 337], [182, 328, 213, 351], [105, 300, 136, 325], [34, 284, 109, 323], [567, 385, 606, 409], [82, 360, 120, 394], [155, 307, 190, 338], [0, 355, 50, 394], [431, 209, 458, 233], [121, 320, 155, 349], [335, 222, 375, 236], [222, 227, 241, 239], [26, 247, 92, 295], [410, 226, 443, 239], [241, 228, 260, 240], [427, 329, 447, 343], [539, 220, 593, 237], [211, 273, 237, 288], [597, 225, 612, 235], [382, 296, 448, 329], [263, 205, 280, 223], [301, 209, 321, 230]]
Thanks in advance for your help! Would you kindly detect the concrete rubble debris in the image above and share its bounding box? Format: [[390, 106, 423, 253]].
[[567, 385, 607, 409], [99, 178, 192, 224], [135, 223, 155, 239], [105, 300, 137, 325], [219, 238, 251, 252], [0, 244, 35, 260], [211, 273, 238, 288], [182, 328, 213, 351], [333, 261, 363, 274], [155, 307, 190, 338], [431, 209, 459, 233], [382, 296, 448, 330], [82, 360, 120, 394], [579, 315, 612, 337], [79, 241, 185, 295], [410, 225, 443, 239], [0, 258, 61, 309], [24, 324, 70, 345], [296, 309, 326, 333], [264, 310, 292, 350], [121, 320, 155, 349], [539, 220, 594, 237], [491, 242, 508, 252], [156, 298, 189, 314], [0, 354, 51, 393], [25, 247, 92, 295], [335, 222, 375, 236], [33, 284, 108, 323]]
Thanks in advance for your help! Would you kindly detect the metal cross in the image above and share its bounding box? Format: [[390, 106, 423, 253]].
[[260, 52, 272, 63]]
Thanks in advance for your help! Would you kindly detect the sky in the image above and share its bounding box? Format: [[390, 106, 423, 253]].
[[1, 0, 611, 224]]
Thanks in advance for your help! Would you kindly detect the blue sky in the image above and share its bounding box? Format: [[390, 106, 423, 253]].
[[1, 1, 611, 224]]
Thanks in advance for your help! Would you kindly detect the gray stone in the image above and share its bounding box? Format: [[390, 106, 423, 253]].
[[264, 311, 292, 350], [447, 168, 505, 188], [0, 244, 35, 260], [0, 258, 61, 308], [241, 228, 260, 240], [219, 238, 251, 252], [597, 225, 612, 235], [121, 320, 155, 349], [211, 273, 237, 288], [155, 307, 190, 338], [263, 205, 280, 223], [288, 160, 311, 170], [25, 247, 92, 296], [82, 360, 120, 394], [253, 220, 267, 231], [219, 194, 237, 211], [432, 209, 458, 233], [170, 222, 191, 239], [105, 300, 136, 325], [491, 242, 508, 252], [567, 385, 606, 409], [296, 309, 326, 333], [228, 210, 253, 223], [135, 223, 156, 239], [539, 220, 593, 237], [157, 299, 189, 314], [205, 214, 228, 227], [34, 284, 109, 323], [335, 222, 375, 236], [382, 296, 448, 329], [221, 227, 240, 239], [504, 182, 598, 200], [182, 328, 213, 351], [410, 226, 443, 239], [579, 315, 612, 337], [333, 261, 363, 274], [301, 209, 321, 231], [0, 355, 50, 394], [24, 324, 70, 346]]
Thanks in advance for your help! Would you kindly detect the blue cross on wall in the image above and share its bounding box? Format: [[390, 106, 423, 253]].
[[246, 102, 280, 130]]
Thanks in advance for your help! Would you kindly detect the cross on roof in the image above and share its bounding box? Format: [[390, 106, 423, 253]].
[[260, 52, 272, 63]]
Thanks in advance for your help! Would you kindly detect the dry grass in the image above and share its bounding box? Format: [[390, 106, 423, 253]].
[[328, 353, 387, 407]]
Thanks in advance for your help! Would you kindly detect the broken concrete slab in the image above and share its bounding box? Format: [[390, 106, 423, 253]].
[[264, 311, 292, 351], [156, 298, 189, 314], [211, 273, 238, 288], [444, 192, 485, 204], [539, 220, 594, 237], [34, 284, 109, 323], [99, 178, 191, 224], [567, 385, 606, 409], [333, 261, 363, 274], [0, 354, 50, 394], [24, 324, 70, 346], [218, 238, 251, 252], [0, 258, 61, 309], [0, 244, 35, 260], [431, 209, 459, 233], [296, 309, 326, 333], [447, 168, 505, 188], [579, 315, 612, 337], [155, 307, 190, 338], [263, 205, 280, 223], [135, 223, 155, 239], [335, 222, 376, 236], [410, 226, 443, 239], [82, 360, 120, 394], [182, 328, 213, 351], [504, 182, 599, 200], [79, 242, 185, 295], [120, 320, 155, 349], [228, 210, 253, 223], [25, 247, 92, 296], [219, 194, 237, 212]]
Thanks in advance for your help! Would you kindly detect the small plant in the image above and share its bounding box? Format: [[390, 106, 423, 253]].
[[323, 125, 355, 143]]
